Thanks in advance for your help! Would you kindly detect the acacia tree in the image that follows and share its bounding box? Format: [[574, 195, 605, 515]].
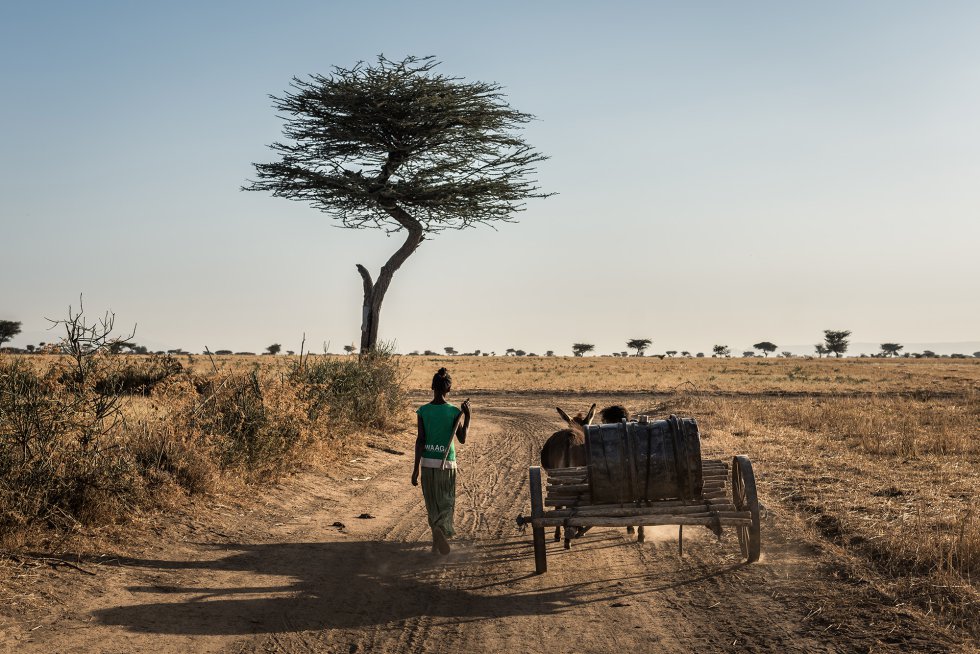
[[753, 341, 777, 357], [712, 344, 730, 357], [626, 338, 652, 357], [823, 329, 851, 358], [0, 320, 21, 348], [572, 343, 594, 357], [880, 343, 903, 357], [245, 56, 551, 352]]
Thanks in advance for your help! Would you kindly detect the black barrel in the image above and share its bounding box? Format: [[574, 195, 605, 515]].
[[584, 415, 703, 504]]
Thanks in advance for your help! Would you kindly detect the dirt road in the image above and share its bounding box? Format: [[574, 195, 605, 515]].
[[2, 395, 967, 653]]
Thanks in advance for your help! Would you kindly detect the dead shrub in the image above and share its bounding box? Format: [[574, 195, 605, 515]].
[[0, 305, 407, 539], [184, 370, 309, 479], [94, 355, 183, 395], [291, 348, 406, 434], [130, 424, 216, 496]]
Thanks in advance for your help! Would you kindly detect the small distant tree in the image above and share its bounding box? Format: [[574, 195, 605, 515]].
[[665, 350, 677, 358], [515, 349, 526, 356], [344, 344, 357, 354], [921, 349, 937, 358], [712, 345, 730, 357], [266, 343, 282, 355], [215, 349, 233, 355], [880, 343, 903, 357], [823, 330, 851, 358], [0, 320, 21, 347], [444, 346, 457, 355], [753, 341, 777, 357], [423, 349, 437, 355], [25, 344, 35, 353], [626, 338, 652, 357], [505, 348, 516, 356], [781, 351, 793, 358], [572, 343, 594, 357], [696, 352, 704, 358], [814, 344, 828, 358], [287, 350, 295, 355], [681, 351, 690, 357], [742, 351, 755, 358], [545, 350, 555, 357], [974, 351, 980, 358]]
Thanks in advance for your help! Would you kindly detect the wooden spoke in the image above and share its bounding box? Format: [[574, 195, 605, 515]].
[[731, 455, 761, 563]]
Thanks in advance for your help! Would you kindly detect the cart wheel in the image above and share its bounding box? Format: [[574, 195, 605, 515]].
[[529, 466, 547, 574], [731, 455, 761, 563]]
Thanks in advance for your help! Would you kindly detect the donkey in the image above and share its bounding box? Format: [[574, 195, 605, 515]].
[[540, 404, 643, 545]]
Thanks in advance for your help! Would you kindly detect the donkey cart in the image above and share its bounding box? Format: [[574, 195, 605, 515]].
[[518, 415, 761, 574]]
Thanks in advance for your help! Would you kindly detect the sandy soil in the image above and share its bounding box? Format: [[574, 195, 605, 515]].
[[1, 393, 971, 654]]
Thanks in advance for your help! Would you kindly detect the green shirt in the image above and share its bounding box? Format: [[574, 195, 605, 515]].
[[417, 402, 460, 467]]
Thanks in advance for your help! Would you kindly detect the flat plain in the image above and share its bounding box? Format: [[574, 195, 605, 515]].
[[2, 355, 978, 653]]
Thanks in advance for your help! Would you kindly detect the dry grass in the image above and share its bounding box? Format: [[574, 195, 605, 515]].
[[393, 355, 979, 394], [4, 352, 978, 633], [382, 354, 980, 633], [0, 351, 407, 546]]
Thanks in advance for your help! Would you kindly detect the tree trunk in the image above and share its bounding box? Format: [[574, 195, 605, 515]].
[[356, 205, 425, 353]]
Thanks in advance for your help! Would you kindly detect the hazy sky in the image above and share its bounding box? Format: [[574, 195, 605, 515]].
[[2, 1, 978, 355]]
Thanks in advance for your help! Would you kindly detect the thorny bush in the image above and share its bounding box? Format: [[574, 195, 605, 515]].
[[0, 307, 407, 539]]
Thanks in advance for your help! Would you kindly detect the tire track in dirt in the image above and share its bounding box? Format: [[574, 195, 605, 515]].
[[355, 404, 547, 654], [229, 401, 966, 654]]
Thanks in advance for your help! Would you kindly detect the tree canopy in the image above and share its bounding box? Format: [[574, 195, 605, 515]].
[[712, 344, 730, 357], [572, 343, 595, 357], [753, 341, 777, 356], [626, 338, 652, 356], [880, 343, 903, 357], [823, 330, 851, 358], [245, 55, 551, 352], [0, 320, 21, 347]]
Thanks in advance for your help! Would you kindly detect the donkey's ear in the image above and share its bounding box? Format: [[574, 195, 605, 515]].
[[584, 403, 597, 425], [556, 407, 573, 425]]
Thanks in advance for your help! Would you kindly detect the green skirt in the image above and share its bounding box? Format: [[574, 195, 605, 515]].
[[421, 466, 456, 537]]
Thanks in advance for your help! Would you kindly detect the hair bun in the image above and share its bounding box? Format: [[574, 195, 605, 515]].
[[437, 368, 448, 375]]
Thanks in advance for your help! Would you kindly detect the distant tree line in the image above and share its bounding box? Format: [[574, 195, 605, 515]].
[[4, 315, 977, 359]]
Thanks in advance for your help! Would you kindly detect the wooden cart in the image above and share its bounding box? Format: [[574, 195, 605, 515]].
[[519, 416, 761, 574]]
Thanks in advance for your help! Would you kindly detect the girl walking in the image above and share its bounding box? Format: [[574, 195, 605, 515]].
[[412, 368, 471, 555]]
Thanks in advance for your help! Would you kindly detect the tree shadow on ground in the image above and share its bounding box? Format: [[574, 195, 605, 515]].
[[87, 536, 742, 636]]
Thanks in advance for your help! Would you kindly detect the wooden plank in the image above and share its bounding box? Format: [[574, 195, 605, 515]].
[[546, 504, 740, 517], [545, 498, 591, 507], [546, 483, 589, 493], [531, 515, 753, 528], [546, 477, 588, 485], [545, 467, 588, 475]]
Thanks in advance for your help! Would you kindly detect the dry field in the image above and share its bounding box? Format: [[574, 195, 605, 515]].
[[187, 353, 980, 630], [408, 356, 980, 629], [2, 353, 978, 652]]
